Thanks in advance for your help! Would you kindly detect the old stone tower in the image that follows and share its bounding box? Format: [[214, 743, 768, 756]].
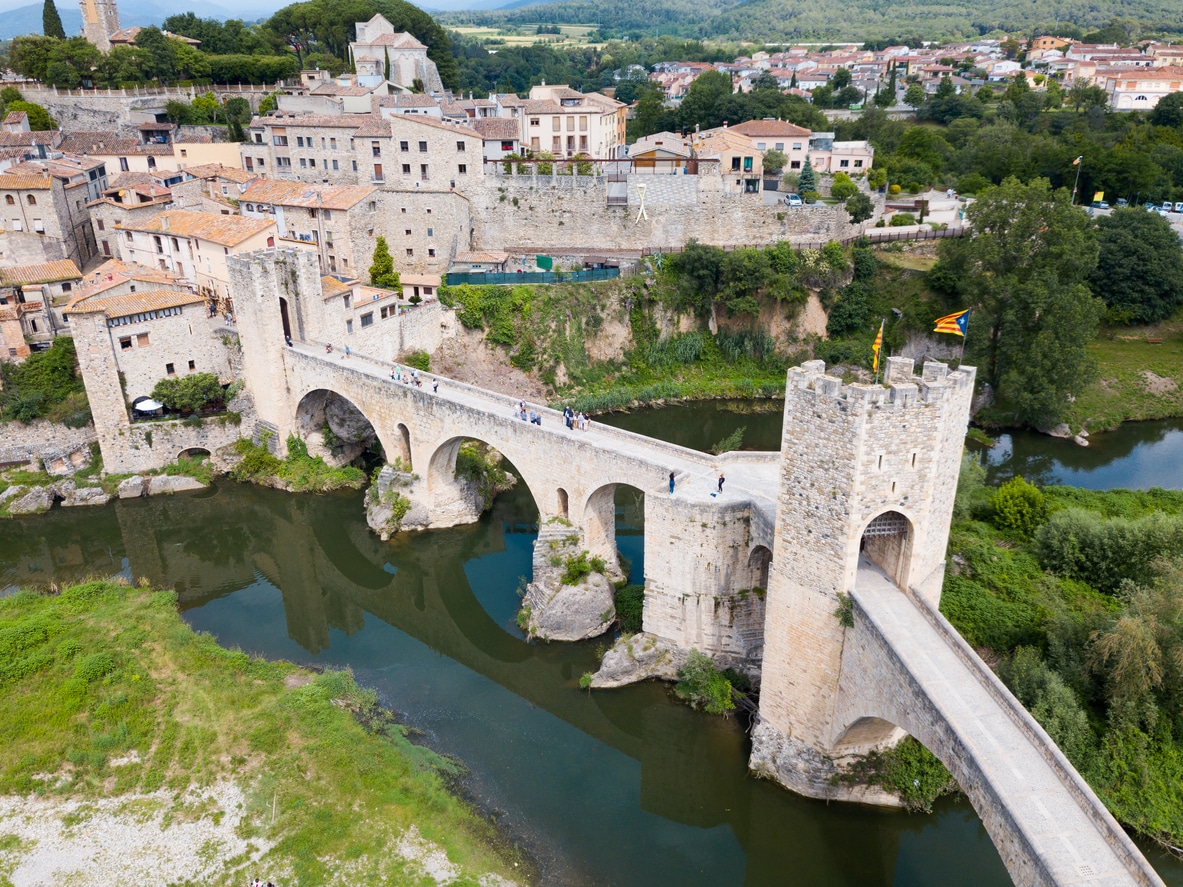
[[751, 356, 976, 799], [80, 0, 120, 52]]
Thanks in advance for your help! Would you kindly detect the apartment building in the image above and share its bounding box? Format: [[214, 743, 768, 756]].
[[0, 154, 105, 268], [1103, 66, 1183, 109], [357, 114, 484, 190], [117, 210, 276, 306], [517, 85, 626, 159], [243, 114, 368, 184], [240, 179, 378, 276], [0, 259, 82, 354]]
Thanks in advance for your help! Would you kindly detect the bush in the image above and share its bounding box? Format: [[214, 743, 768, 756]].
[[403, 350, 430, 372], [991, 477, 1047, 538], [674, 650, 734, 715], [0, 338, 86, 422], [830, 179, 859, 200], [889, 212, 916, 226], [1035, 509, 1183, 593], [839, 736, 957, 812], [999, 647, 1092, 763], [560, 551, 606, 586], [151, 372, 223, 412], [614, 585, 644, 633]]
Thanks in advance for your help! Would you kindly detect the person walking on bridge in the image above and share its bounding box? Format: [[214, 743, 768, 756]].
[[669, 472, 676, 495], [717, 472, 725, 494]]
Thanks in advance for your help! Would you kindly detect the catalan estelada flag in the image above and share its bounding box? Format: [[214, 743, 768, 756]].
[[934, 309, 970, 337], [872, 319, 884, 373]]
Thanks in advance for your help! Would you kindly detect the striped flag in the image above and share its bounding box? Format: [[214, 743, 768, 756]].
[[872, 319, 884, 373], [934, 309, 970, 337]]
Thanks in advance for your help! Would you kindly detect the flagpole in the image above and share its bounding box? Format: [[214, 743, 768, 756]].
[[1071, 156, 1083, 205]]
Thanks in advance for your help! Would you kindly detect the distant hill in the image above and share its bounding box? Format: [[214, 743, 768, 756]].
[[0, 0, 286, 40], [443, 0, 1183, 41]]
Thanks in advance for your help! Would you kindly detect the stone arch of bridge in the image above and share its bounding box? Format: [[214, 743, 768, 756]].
[[858, 509, 915, 588], [747, 544, 772, 591], [177, 446, 211, 461], [293, 387, 401, 465], [582, 482, 645, 578], [425, 433, 553, 518]]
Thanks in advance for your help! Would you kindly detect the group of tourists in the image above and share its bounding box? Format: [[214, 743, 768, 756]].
[[391, 364, 439, 393], [562, 406, 591, 431]]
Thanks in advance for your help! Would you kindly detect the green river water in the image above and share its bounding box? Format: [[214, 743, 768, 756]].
[[2, 403, 1181, 886]]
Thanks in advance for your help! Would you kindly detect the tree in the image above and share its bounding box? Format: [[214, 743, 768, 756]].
[[831, 67, 852, 89], [676, 70, 733, 132], [932, 177, 1103, 426], [151, 372, 223, 412], [829, 171, 858, 200], [904, 82, 927, 107], [369, 236, 401, 292], [797, 154, 817, 195], [846, 192, 874, 223], [42, 0, 65, 39], [628, 80, 664, 140], [1151, 92, 1183, 128], [6, 100, 55, 130], [762, 148, 787, 176], [1090, 207, 1183, 324]]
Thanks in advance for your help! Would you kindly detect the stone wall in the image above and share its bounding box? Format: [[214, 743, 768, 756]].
[[372, 189, 472, 276], [105, 306, 235, 403], [21, 86, 272, 132], [0, 230, 68, 266], [0, 419, 96, 473], [469, 174, 856, 253]]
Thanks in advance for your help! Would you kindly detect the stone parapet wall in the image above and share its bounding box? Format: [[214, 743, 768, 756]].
[[0, 420, 97, 473]]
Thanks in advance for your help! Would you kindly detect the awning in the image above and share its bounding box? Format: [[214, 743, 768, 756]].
[[134, 398, 164, 411]]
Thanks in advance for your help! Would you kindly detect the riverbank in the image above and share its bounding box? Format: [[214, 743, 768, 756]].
[[0, 581, 525, 886]]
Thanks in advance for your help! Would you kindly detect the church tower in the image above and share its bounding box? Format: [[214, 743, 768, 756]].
[[80, 0, 120, 52]]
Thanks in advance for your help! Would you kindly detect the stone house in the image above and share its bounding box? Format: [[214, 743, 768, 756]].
[[364, 110, 485, 191], [243, 113, 371, 184], [0, 259, 82, 355], [116, 210, 277, 308], [76, 258, 190, 304], [57, 132, 177, 179], [0, 157, 102, 268], [472, 118, 520, 163], [371, 189, 472, 276], [89, 177, 176, 260], [1103, 66, 1183, 109], [348, 15, 444, 94], [66, 287, 232, 405], [240, 179, 379, 276], [167, 164, 260, 215], [691, 128, 763, 194]]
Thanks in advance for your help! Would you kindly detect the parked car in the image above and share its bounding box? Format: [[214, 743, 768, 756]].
[[784, 194, 804, 207], [1162, 201, 1174, 212], [1115, 198, 1128, 207], [1174, 202, 1183, 213], [1145, 201, 1157, 209], [1091, 200, 1110, 210]]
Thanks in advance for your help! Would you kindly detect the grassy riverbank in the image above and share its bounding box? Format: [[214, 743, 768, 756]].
[[0, 581, 524, 885]]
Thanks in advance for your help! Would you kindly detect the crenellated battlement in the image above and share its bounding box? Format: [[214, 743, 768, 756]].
[[786, 357, 976, 411]]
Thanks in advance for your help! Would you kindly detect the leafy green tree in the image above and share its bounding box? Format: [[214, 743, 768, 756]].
[[797, 154, 817, 194], [1001, 647, 1092, 763], [903, 82, 926, 107], [369, 236, 401, 292], [8, 36, 57, 82], [258, 91, 283, 115], [676, 69, 733, 131], [991, 476, 1048, 537], [829, 171, 858, 200], [846, 192, 874, 223], [628, 80, 664, 140], [134, 27, 179, 82], [151, 373, 224, 412], [42, 0, 65, 39], [1090, 207, 1183, 324], [762, 148, 787, 176], [6, 100, 55, 130], [932, 177, 1102, 426], [44, 38, 102, 88], [1151, 92, 1183, 129], [664, 239, 723, 315]]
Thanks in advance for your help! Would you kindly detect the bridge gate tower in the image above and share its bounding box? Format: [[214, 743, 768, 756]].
[[750, 356, 975, 800]]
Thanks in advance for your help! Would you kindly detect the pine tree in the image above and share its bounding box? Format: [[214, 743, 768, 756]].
[[369, 236, 401, 292], [42, 0, 65, 39], [797, 155, 817, 195]]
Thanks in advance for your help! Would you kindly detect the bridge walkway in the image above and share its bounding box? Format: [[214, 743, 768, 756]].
[[853, 561, 1162, 887], [290, 341, 781, 511]]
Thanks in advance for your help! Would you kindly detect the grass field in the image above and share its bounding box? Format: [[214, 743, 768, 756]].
[[0, 581, 522, 885], [1063, 320, 1183, 430], [450, 23, 603, 49]]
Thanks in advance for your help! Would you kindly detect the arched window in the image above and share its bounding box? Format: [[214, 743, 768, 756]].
[[26, 194, 36, 206], [4, 195, 13, 205]]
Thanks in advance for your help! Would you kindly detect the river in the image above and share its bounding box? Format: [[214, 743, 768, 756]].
[[2, 404, 1181, 886]]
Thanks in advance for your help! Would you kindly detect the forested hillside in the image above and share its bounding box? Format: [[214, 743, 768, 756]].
[[444, 0, 1183, 43]]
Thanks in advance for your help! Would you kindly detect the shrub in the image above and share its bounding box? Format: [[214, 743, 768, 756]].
[[403, 350, 430, 372], [889, 212, 916, 227], [151, 372, 223, 413], [1035, 509, 1183, 593], [830, 179, 859, 200], [674, 650, 734, 715], [838, 736, 957, 812], [560, 551, 606, 586], [0, 338, 85, 422], [614, 585, 644, 633], [991, 477, 1047, 538], [999, 647, 1092, 763]]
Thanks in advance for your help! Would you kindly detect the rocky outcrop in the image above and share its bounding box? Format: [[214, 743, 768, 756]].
[[9, 486, 54, 515], [520, 521, 615, 642], [117, 476, 146, 498], [147, 475, 207, 495], [61, 486, 110, 507], [365, 466, 431, 540], [591, 632, 686, 688]]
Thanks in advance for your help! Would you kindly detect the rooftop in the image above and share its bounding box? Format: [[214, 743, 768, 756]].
[[67, 288, 205, 319], [0, 260, 82, 286], [242, 180, 377, 210], [120, 210, 275, 247]]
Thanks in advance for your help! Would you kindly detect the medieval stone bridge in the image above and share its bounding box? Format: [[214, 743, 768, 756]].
[[226, 248, 1164, 886]]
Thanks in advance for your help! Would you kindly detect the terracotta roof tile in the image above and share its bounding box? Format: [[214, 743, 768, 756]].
[[0, 260, 82, 286], [77, 259, 186, 299], [0, 173, 53, 190], [320, 275, 353, 298], [120, 210, 275, 247], [67, 289, 205, 317], [473, 118, 520, 141], [242, 180, 376, 210]]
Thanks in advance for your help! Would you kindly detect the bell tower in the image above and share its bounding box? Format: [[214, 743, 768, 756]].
[[80, 0, 120, 52]]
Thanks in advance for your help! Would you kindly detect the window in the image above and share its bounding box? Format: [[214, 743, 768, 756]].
[[33, 219, 44, 233], [180, 149, 187, 158], [456, 140, 466, 152], [352, 160, 358, 171], [277, 157, 291, 168], [188, 360, 195, 370], [137, 333, 150, 347], [273, 135, 288, 146], [428, 248, 435, 257], [346, 319, 353, 333], [731, 157, 741, 171], [253, 133, 262, 144], [171, 237, 179, 250], [406, 248, 413, 256], [405, 228, 412, 236], [26, 195, 36, 206], [743, 156, 753, 172], [501, 140, 515, 151], [400, 140, 409, 152], [266, 236, 275, 247], [418, 141, 428, 152], [854, 160, 863, 168], [756, 142, 767, 150], [373, 163, 384, 181], [126, 231, 133, 242], [840, 159, 849, 168], [165, 362, 175, 375], [332, 159, 339, 170], [793, 142, 802, 150], [299, 158, 307, 168], [321, 137, 326, 148], [296, 136, 305, 147], [119, 336, 132, 350], [426, 227, 433, 236], [372, 141, 381, 157], [775, 142, 784, 151], [370, 201, 377, 211], [401, 164, 411, 174], [3, 195, 11, 205], [119, 157, 129, 171], [567, 116, 575, 130], [458, 164, 467, 174], [330, 138, 337, 149], [61, 283, 71, 292], [530, 118, 540, 126], [147, 157, 156, 170], [360, 312, 374, 327], [420, 164, 428, 180], [97, 219, 105, 231], [153, 235, 163, 253], [790, 160, 801, 169]]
